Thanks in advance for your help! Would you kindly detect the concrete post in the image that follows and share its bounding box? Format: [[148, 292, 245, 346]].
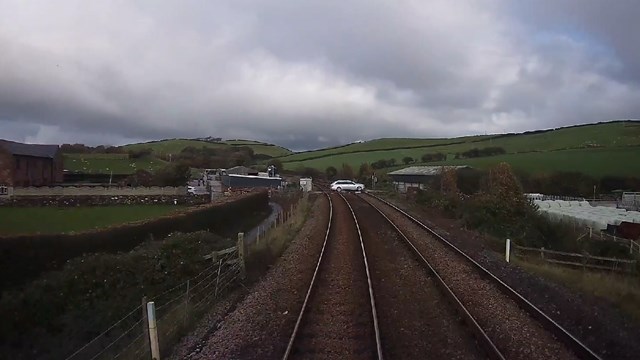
[[505, 239, 511, 263]]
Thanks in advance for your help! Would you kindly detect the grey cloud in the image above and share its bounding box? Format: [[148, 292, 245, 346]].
[[0, 0, 638, 149]]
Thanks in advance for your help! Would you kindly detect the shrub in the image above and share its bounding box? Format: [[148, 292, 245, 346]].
[[0, 231, 233, 360]]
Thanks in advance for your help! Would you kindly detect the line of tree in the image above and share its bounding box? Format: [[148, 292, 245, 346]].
[[160, 146, 256, 169], [371, 158, 397, 169], [60, 143, 125, 154], [421, 152, 447, 162], [427, 168, 640, 198], [454, 146, 506, 159]]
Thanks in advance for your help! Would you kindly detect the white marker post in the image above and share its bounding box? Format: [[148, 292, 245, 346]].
[[147, 302, 161, 360], [505, 239, 511, 263]]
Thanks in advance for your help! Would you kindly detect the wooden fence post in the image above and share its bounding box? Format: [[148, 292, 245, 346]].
[[237, 232, 246, 279], [183, 281, 190, 327], [146, 302, 161, 360], [214, 259, 223, 298]]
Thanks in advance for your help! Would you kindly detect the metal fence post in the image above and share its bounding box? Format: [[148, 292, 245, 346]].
[[146, 302, 161, 360]]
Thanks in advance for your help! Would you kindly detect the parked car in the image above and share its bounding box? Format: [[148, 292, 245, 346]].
[[330, 180, 365, 192]]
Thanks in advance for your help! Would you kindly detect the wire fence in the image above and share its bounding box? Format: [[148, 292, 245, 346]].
[[65, 246, 243, 360]]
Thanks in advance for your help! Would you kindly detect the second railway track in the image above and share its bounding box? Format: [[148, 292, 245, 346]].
[[358, 192, 601, 360]]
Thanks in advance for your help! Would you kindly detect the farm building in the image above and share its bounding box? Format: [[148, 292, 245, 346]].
[[388, 165, 471, 193], [224, 166, 258, 176], [0, 140, 63, 187], [534, 199, 640, 239], [221, 174, 283, 189]]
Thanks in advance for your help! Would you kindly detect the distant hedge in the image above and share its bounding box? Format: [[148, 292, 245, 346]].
[[0, 191, 269, 290]]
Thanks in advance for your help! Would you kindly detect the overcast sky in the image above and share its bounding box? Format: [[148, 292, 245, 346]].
[[1, 0, 639, 150]]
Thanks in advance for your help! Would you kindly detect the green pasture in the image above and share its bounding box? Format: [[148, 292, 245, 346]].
[[285, 146, 640, 178], [121, 139, 227, 155], [0, 205, 185, 236], [63, 154, 166, 175], [279, 121, 640, 164], [122, 139, 292, 157]]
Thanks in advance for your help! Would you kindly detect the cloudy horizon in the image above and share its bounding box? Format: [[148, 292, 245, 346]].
[[1, 0, 639, 150]]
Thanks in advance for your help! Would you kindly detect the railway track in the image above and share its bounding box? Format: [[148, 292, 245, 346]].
[[358, 192, 602, 360], [344, 193, 487, 359], [282, 190, 383, 360]]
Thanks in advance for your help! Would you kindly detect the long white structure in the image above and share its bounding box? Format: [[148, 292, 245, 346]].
[[534, 200, 640, 230]]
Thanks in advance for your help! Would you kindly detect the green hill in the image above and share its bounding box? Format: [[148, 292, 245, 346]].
[[122, 139, 292, 158], [280, 121, 640, 178], [64, 121, 639, 178]]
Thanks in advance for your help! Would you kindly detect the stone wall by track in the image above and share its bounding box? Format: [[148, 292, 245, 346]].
[[0, 194, 209, 207], [0, 185, 199, 207], [13, 185, 187, 196]]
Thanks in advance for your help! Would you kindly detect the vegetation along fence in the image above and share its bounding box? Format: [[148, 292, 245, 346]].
[[65, 237, 245, 360], [596, 231, 640, 256], [511, 242, 637, 274], [0, 190, 268, 290]]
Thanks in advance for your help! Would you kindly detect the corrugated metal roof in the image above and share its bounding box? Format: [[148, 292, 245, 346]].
[[388, 165, 470, 176], [0, 139, 59, 158]]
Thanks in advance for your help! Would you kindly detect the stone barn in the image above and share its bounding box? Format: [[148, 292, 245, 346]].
[[0, 140, 63, 187]]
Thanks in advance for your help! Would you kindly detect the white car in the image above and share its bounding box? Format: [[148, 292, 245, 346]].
[[330, 180, 365, 192]]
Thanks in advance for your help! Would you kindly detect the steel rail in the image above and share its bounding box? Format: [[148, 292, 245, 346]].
[[282, 188, 383, 360], [356, 194, 505, 360], [364, 192, 602, 360], [340, 193, 384, 360], [281, 188, 333, 359]]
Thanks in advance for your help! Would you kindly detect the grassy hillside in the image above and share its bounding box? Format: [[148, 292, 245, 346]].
[[277, 135, 491, 163], [122, 139, 227, 155], [421, 147, 639, 178], [282, 121, 640, 178], [63, 154, 166, 174], [122, 139, 292, 157]]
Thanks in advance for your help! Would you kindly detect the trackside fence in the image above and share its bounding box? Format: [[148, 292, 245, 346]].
[[65, 238, 245, 360], [509, 241, 637, 274]]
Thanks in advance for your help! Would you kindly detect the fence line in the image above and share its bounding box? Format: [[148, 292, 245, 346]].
[[66, 193, 305, 360], [512, 242, 637, 274], [596, 231, 640, 256], [65, 240, 244, 360]]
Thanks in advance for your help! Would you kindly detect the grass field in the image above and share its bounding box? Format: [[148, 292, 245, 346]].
[[284, 146, 640, 178], [514, 259, 640, 321], [0, 205, 185, 235], [63, 154, 167, 174], [278, 121, 640, 166], [122, 139, 292, 157]]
